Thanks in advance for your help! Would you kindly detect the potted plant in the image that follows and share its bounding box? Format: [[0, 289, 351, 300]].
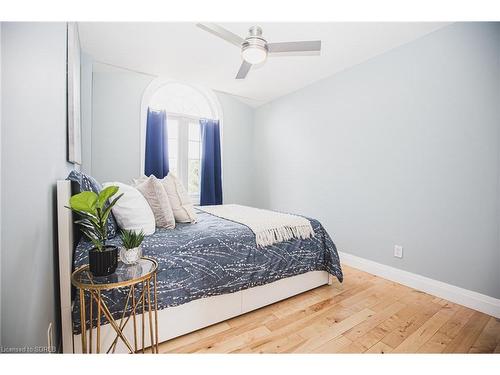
[[68, 186, 123, 276], [119, 229, 145, 265]]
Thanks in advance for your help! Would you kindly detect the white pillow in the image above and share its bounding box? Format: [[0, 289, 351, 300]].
[[103, 182, 156, 235], [161, 173, 197, 223], [133, 173, 197, 223], [135, 176, 175, 229]]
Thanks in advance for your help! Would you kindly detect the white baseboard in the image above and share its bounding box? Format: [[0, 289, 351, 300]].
[[338, 251, 500, 319]]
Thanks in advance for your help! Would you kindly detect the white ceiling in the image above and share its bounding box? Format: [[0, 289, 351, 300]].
[[78, 22, 449, 107]]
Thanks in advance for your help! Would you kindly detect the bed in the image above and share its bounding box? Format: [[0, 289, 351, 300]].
[[57, 180, 343, 353]]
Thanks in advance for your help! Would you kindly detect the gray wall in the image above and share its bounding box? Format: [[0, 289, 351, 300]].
[[1, 23, 72, 348], [253, 23, 500, 299], [216, 92, 255, 206], [80, 52, 93, 175], [91, 66, 154, 183]]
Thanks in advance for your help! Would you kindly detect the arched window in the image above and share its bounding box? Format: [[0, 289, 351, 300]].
[[142, 80, 222, 202]]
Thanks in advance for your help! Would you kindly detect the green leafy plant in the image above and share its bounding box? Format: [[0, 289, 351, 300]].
[[120, 229, 145, 249], [67, 186, 123, 251]]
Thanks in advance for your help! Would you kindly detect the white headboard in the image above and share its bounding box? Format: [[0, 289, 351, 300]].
[[56, 180, 75, 353]]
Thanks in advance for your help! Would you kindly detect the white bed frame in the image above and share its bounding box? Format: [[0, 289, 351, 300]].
[[57, 180, 333, 353]]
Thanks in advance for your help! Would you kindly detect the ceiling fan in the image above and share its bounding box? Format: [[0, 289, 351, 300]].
[[196, 23, 321, 80]]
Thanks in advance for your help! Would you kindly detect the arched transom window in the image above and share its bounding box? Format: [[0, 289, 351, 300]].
[[148, 82, 219, 201]]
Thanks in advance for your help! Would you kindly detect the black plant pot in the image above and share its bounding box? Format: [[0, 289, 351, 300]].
[[89, 246, 118, 276]]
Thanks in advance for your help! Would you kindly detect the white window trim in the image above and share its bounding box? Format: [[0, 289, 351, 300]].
[[139, 78, 224, 184], [167, 113, 202, 204]]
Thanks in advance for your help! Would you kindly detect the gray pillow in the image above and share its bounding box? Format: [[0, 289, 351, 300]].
[[67, 170, 118, 239], [135, 175, 176, 229]]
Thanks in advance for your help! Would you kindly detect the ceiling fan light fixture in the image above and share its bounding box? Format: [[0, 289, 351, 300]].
[[241, 45, 267, 64], [196, 23, 322, 80]]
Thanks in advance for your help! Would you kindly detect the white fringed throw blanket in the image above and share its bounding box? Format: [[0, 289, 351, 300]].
[[197, 204, 314, 247]]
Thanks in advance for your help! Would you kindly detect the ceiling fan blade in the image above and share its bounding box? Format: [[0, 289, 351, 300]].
[[235, 60, 252, 79], [196, 23, 244, 48], [268, 41, 321, 56]]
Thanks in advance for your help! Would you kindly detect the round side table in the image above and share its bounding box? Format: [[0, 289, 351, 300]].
[[71, 256, 159, 354]]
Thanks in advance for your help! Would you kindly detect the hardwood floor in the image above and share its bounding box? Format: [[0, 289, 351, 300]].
[[157, 265, 500, 354]]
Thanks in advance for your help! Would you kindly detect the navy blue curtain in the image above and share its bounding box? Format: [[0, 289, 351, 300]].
[[200, 118, 222, 205], [145, 108, 169, 178]]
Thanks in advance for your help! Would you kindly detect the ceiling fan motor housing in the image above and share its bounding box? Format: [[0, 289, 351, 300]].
[[242, 27, 267, 48], [241, 26, 268, 64]]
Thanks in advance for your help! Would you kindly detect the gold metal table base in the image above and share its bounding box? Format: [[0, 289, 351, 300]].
[[76, 270, 159, 354]]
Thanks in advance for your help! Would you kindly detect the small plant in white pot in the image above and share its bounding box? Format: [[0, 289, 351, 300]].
[[119, 229, 145, 265]]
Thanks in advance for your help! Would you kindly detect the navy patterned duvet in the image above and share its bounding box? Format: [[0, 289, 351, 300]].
[[72, 209, 343, 334]]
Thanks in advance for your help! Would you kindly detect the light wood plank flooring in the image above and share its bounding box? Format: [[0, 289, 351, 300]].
[[158, 265, 500, 353]]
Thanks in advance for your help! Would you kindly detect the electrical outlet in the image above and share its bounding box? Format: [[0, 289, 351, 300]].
[[394, 245, 403, 258]]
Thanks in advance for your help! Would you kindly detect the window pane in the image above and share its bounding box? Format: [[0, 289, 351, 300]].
[[188, 141, 200, 159], [168, 139, 178, 159], [188, 159, 200, 194], [189, 122, 200, 141], [168, 118, 179, 139], [169, 158, 177, 174]]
